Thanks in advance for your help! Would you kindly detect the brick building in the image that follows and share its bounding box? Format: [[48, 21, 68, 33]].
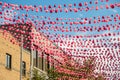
[[0, 29, 30, 80], [0, 23, 66, 80]]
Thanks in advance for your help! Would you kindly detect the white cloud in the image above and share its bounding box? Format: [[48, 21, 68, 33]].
[[109, 9, 118, 13], [104, 2, 118, 13], [79, 14, 83, 17]]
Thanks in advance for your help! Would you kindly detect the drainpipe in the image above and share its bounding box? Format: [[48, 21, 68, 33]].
[[20, 35, 23, 80], [30, 41, 34, 80]]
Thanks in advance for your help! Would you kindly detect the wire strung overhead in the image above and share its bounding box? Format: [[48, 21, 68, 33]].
[[0, 0, 120, 79]]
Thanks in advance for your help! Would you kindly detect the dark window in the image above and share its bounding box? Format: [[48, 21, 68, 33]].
[[47, 54, 50, 70], [53, 62, 54, 69], [6, 53, 12, 69], [42, 52, 44, 70], [33, 44, 38, 67], [22, 61, 26, 76], [36, 50, 38, 67]]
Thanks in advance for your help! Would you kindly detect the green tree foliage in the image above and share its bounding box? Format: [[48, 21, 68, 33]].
[[47, 67, 61, 80], [27, 69, 46, 80], [32, 68, 46, 80], [28, 58, 105, 80]]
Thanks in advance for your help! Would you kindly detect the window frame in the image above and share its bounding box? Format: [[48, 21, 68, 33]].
[[42, 52, 44, 70], [22, 61, 26, 76], [33, 44, 38, 67], [36, 50, 38, 67], [6, 53, 12, 69], [47, 54, 50, 70]]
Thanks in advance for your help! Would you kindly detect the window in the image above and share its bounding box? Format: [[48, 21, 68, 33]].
[[36, 50, 38, 67], [52, 62, 54, 69], [47, 54, 50, 70], [33, 45, 38, 67], [42, 52, 44, 70], [22, 61, 26, 76], [6, 53, 12, 69], [33, 50, 38, 67]]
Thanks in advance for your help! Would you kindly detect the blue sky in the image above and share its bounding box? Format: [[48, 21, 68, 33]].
[[1, 1, 120, 78], [1, 0, 120, 18], [0, 0, 120, 37]]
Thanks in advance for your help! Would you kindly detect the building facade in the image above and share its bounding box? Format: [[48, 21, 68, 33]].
[[0, 23, 67, 80], [0, 29, 30, 80]]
